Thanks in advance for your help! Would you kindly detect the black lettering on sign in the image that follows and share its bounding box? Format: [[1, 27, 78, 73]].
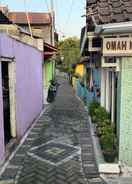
[[111, 41, 116, 50], [106, 42, 111, 50], [129, 41, 132, 50], [122, 41, 127, 50], [117, 41, 121, 50], [105, 39, 131, 53]]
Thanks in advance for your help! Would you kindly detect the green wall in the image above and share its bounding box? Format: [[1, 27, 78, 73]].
[[44, 60, 54, 87], [119, 57, 132, 166], [52, 61, 55, 78], [116, 69, 121, 141]]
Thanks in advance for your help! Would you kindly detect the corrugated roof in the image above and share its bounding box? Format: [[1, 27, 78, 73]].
[[8, 12, 52, 25], [86, 0, 132, 24]]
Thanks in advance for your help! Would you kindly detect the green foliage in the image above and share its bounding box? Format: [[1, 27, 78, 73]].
[[89, 100, 100, 117], [100, 125, 115, 151], [59, 67, 69, 73], [89, 101, 116, 153], [92, 107, 110, 125], [89, 101, 110, 125], [97, 119, 111, 136], [56, 37, 80, 71]]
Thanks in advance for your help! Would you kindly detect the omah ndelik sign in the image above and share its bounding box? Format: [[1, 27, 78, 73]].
[[103, 37, 132, 56]]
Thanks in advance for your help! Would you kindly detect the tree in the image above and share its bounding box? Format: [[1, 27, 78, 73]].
[[56, 37, 80, 72]]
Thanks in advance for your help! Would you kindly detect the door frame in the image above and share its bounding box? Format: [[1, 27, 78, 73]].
[[0, 56, 17, 138]]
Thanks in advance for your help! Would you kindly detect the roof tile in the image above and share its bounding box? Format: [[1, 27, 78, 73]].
[[8, 12, 51, 25], [86, 0, 132, 24]]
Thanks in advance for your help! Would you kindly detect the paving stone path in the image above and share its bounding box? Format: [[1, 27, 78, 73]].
[[0, 76, 107, 184]]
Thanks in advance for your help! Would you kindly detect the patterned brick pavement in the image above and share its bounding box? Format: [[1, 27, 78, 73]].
[[0, 76, 106, 184]]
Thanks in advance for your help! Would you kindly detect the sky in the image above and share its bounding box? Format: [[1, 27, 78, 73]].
[[1, 0, 86, 39]]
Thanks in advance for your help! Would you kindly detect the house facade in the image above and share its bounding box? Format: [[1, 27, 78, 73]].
[[81, 0, 132, 166], [43, 42, 57, 104], [72, 57, 101, 106], [0, 32, 43, 165], [8, 11, 53, 44], [2, 7, 58, 104], [73, 24, 101, 105]]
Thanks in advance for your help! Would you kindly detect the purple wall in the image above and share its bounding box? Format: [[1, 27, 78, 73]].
[[0, 33, 43, 163], [0, 63, 5, 164]]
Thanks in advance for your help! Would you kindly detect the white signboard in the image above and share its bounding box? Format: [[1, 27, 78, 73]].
[[103, 37, 132, 56]]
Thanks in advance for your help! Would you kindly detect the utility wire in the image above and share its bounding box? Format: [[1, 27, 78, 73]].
[[1, 0, 6, 5], [40, 0, 49, 12], [45, 0, 49, 11], [60, 0, 74, 37], [65, 0, 74, 27], [23, 0, 33, 38], [54, 0, 65, 38], [54, 0, 74, 38], [54, 0, 60, 31]]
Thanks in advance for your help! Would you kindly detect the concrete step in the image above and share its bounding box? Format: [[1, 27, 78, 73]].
[[0, 179, 14, 184]]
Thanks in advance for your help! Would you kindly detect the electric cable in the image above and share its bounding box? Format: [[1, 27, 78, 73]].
[[54, 0, 74, 38], [23, 0, 33, 38], [45, 0, 50, 12], [65, 0, 74, 27]]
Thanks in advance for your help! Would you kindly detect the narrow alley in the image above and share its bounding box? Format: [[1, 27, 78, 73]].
[[0, 75, 106, 184], [1, 0, 132, 183]]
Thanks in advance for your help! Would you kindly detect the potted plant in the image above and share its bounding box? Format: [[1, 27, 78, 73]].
[[96, 119, 111, 137], [88, 101, 117, 162], [100, 125, 116, 162], [89, 100, 100, 117], [91, 106, 110, 129]]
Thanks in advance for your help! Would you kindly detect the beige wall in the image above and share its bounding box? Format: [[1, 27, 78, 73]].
[[32, 25, 52, 44], [21, 25, 52, 44], [7, 23, 53, 45], [0, 25, 43, 51]]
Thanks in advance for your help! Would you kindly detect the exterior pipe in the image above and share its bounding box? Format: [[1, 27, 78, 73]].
[[94, 21, 132, 35]]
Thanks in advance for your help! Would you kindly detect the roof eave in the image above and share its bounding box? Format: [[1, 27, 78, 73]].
[[13, 22, 51, 26]]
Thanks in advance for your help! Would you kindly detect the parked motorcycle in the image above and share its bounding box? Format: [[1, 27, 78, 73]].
[[47, 80, 59, 103]]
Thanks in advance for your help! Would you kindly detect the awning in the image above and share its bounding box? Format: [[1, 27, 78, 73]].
[[44, 42, 57, 59]]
